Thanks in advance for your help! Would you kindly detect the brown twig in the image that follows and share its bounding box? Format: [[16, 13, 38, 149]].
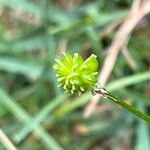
[[84, 0, 150, 117], [100, 20, 122, 38], [122, 46, 138, 71], [0, 129, 17, 150], [122, 34, 138, 71]]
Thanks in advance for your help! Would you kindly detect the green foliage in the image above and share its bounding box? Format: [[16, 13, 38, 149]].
[[0, 0, 150, 149]]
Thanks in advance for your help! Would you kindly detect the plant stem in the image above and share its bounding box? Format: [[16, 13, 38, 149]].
[[105, 91, 150, 122]]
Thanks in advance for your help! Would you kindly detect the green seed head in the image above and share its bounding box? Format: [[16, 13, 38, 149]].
[[53, 53, 99, 95]]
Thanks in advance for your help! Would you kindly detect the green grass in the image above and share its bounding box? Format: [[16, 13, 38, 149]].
[[0, 0, 150, 149]]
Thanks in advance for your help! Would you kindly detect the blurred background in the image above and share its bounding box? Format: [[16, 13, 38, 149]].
[[0, 0, 150, 150]]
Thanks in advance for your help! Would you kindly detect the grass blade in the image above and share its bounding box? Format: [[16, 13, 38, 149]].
[[107, 71, 150, 91], [15, 94, 68, 143], [135, 103, 150, 150], [0, 87, 63, 150], [0, 57, 43, 80]]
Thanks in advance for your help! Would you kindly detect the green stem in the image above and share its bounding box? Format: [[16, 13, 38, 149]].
[[105, 91, 150, 122]]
